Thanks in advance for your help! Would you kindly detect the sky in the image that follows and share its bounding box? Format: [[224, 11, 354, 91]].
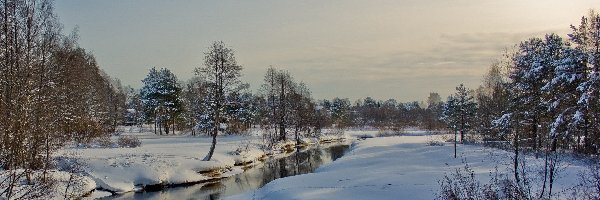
[[54, 0, 598, 102]]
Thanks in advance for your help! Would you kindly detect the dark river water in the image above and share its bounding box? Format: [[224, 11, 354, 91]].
[[101, 143, 351, 200]]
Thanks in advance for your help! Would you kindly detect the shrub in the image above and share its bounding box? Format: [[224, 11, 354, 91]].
[[95, 136, 115, 148], [427, 140, 445, 146], [117, 135, 141, 148], [438, 163, 528, 200]]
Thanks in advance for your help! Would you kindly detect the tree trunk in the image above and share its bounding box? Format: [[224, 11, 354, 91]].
[[204, 128, 217, 161], [295, 126, 300, 146], [164, 121, 169, 135], [532, 117, 538, 156], [158, 119, 162, 135], [540, 144, 549, 198], [454, 128, 457, 158], [204, 75, 222, 161], [514, 128, 520, 185], [460, 115, 465, 144], [548, 137, 558, 197], [279, 79, 286, 141]]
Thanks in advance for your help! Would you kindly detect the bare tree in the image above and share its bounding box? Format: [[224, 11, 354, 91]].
[[195, 41, 243, 161]]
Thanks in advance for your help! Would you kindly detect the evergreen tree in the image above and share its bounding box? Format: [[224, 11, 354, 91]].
[[476, 62, 510, 141], [330, 97, 351, 128], [568, 10, 600, 154], [140, 67, 182, 135], [442, 95, 459, 158], [443, 84, 477, 144]]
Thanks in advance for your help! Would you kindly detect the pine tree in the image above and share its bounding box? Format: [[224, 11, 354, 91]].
[[330, 97, 351, 128], [442, 95, 459, 158], [568, 10, 600, 154], [441, 84, 476, 157], [140, 67, 182, 135]]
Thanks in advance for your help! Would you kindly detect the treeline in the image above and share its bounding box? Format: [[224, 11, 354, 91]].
[[132, 42, 448, 160], [442, 10, 600, 156], [0, 1, 128, 168], [0, 0, 126, 198], [439, 10, 600, 199], [132, 65, 447, 139]]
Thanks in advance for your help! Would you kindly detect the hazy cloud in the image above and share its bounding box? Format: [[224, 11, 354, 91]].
[[54, 0, 597, 102]]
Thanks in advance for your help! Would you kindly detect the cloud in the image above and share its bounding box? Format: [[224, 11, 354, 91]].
[[277, 31, 564, 101]]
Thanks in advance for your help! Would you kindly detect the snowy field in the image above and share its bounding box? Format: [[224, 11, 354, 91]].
[[227, 134, 588, 200]]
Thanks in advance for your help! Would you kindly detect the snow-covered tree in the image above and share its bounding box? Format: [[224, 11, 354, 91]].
[[476, 61, 510, 141], [568, 10, 600, 154], [140, 67, 183, 135], [509, 35, 563, 152], [224, 86, 257, 134], [195, 41, 243, 161], [330, 97, 351, 128], [442, 84, 477, 144], [0, 1, 124, 197], [259, 67, 296, 142]]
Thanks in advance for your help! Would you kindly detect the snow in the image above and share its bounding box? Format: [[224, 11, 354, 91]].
[[6, 128, 589, 199], [227, 134, 587, 200], [61, 134, 256, 194], [55, 127, 348, 196], [0, 170, 96, 199]]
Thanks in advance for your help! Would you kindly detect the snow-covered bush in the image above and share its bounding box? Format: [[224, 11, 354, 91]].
[[427, 140, 445, 146], [95, 136, 115, 148], [117, 135, 141, 148], [438, 164, 528, 200]]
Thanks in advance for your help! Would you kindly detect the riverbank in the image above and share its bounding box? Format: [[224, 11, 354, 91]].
[[55, 129, 349, 199], [227, 134, 588, 200]]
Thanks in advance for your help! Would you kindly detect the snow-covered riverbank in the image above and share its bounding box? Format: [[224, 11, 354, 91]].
[[55, 129, 349, 199], [227, 134, 588, 200]]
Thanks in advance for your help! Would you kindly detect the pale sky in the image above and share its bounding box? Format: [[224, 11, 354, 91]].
[[54, 0, 598, 102]]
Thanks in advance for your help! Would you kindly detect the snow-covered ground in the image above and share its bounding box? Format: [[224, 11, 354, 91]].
[[54, 127, 347, 198], [65, 135, 246, 194], [6, 128, 591, 199], [227, 134, 588, 200]]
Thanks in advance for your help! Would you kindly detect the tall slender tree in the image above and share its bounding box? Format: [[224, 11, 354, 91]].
[[195, 41, 243, 161], [443, 84, 477, 144]]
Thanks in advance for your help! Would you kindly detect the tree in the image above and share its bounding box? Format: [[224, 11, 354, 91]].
[[330, 97, 351, 128], [443, 84, 477, 144], [259, 67, 296, 142], [427, 92, 442, 108], [476, 62, 510, 141], [289, 82, 315, 145], [195, 41, 243, 161], [568, 10, 600, 154], [224, 85, 256, 134], [125, 86, 145, 128], [442, 95, 459, 158], [0, 1, 122, 197], [140, 67, 183, 135], [425, 92, 444, 131]]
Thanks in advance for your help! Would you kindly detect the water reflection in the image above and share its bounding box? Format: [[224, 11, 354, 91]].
[[102, 144, 350, 200]]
